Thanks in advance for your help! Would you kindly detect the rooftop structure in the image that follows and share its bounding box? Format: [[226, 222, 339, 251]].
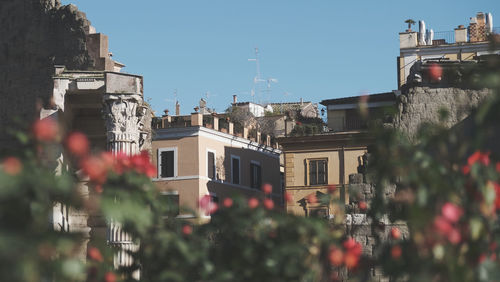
[[398, 12, 500, 87]]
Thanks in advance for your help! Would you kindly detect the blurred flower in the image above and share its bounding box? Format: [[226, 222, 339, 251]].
[[496, 162, 500, 173], [429, 63, 443, 82], [33, 118, 59, 142], [262, 183, 272, 194], [328, 246, 343, 266], [87, 247, 103, 262], [182, 225, 193, 235], [223, 197, 233, 208], [199, 195, 218, 215], [391, 245, 402, 259], [307, 194, 317, 204], [284, 192, 293, 203], [263, 198, 274, 210], [344, 252, 359, 269], [327, 185, 336, 193], [65, 132, 89, 158], [468, 151, 490, 166], [434, 216, 453, 234], [248, 197, 259, 209], [391, 227, 401, 240], [358, 201, 367, 211], [441, 203, 463, 223], [104, 272, 117, 282], [462, 165, 470, 175], [2, 157, 22, 176], [80, 156, 107, 184], [447, 228, 461, 245]]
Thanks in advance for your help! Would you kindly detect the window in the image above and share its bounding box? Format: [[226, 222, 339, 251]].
[[231, 155, 240, 185], [207, 150, 216, 180], [158, 148, 177, 178], [250, 161, 262, 189], [307, 159, 327, 185], [159, 191, 179, 217]]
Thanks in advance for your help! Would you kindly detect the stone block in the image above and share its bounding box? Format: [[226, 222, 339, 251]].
[[349, 173, 363, 184], [105, 72, 142, 95]]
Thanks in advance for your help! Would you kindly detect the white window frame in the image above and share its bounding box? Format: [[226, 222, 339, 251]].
[[230, 155, 241, 185], [158, 147, 178, 179], [207, 148, 217, 180]]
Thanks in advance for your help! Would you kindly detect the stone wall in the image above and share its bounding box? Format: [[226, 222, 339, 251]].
[[393, 86, 490, 141], [0, 0, 91, 153]]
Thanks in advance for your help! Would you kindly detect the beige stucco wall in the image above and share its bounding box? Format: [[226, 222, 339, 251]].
[[152, 137, 200, 177], [344, 149, 366, 183]]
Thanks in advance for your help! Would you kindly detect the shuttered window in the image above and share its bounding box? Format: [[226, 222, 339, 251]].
[[160, 150, 175, 178], [231, 156, 240, 184], [250, 162, 261, 189], [208, 151, 215, 180], [307, 159, 327, 185]]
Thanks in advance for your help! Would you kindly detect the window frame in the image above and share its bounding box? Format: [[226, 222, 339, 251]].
[[250, 160, 262, 189], [306, 158, 328, 186], [157, 147, 178, 179], [230, 155, 241, 185], [207, 149, 216, 180]]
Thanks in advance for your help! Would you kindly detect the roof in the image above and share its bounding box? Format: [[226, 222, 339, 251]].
[[320, 92, 396, 106]]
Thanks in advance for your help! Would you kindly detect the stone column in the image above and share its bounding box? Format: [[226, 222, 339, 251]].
[[102, 94, 144, 155]]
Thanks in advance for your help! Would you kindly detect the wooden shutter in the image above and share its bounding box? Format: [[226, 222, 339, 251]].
[[208, 152, 215, 179], [161, 151, 174, 178]]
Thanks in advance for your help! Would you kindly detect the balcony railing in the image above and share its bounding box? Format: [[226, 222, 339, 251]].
[[422, 27, 500, 45]]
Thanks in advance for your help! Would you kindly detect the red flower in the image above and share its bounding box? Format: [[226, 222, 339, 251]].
[[327, 185, 336, 193], [429, 63, 443, 82], [87, 247, 103, 262], [447, 228, 461, 245], [104, 272, 117, 282], [80, 156, 107, 184], [199, 195, 218, 215], [434, 216, 453, 234], [441, 202, 463, 223], [461, 165, 470, 175], [33, 118, 59, 142], [182, 225, 192, 235], [262, 183, 272, 194], [284, 192, 293, 203], [343, 238, 357, 250], [496, 162, 500, 173], [328, 246, 344, 266], [358, 201, 367, 211], [390, 227, 401, 240], [263, 198, 274, 210], [468, 151, 490, 166], [344, 252, 360, 269], [248, 197, 259, 209], [223, 197, 233, 208], [391, 245, 402, 259], [65, 132, 89, 158], [307, 194, 317, 204], [2, 157, 22, 176]]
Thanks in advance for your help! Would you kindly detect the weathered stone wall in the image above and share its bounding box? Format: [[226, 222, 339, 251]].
[[393, 86, 490, 140], [0, 0, 91, 154]]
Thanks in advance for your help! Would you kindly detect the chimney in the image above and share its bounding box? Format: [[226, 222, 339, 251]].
[[257, 131, 261, 143], [233, 95, 238, 104], [229, 122, 234, 135], [300, 98, 303, 105], [175, 101, 180, 116], [212, 113, 219, 131], [455, 25, 467, 43], [191, 107, 203, 126], [243, 127, 249, 139]]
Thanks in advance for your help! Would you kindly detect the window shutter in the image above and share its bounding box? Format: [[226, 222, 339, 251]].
[[232, 158, 240, 184], [161, 151, 175, 178], [208, 152, 215, 179]]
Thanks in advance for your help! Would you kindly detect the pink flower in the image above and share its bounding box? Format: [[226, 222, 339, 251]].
[[307, 194, 317, 204], [248, 197, 259, 209], [429, 63, 443, 82], [2, 157, 22, 176], [80, 156, 107, 184], [65, 132, 89, 158], [328, 246, 343, 266], [87, 247, 103, 262], [263, 198, 274, 210], [104, 272, 116, 282], [182, 225, 192, 235], [468, 151, 490, 166], [441, 203, 463, 223], [284, 192, 293, 203], [390, 227, 401, 240], [33, 118, 59, 142], [262, 183, 272, 194], [223, 198, 233, 208], [447, 228, 461, 245], [434, 216, 453, 234], [391, 245, 402, 259], [199, 195, 218, 215], [358, 201, 367, 211]]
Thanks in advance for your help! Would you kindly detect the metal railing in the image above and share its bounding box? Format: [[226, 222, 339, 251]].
[[417, 27, 500, 46]]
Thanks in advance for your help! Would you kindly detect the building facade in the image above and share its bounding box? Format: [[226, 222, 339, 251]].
[[152, 111, 282, 218]]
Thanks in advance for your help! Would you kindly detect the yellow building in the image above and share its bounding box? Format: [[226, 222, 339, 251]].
[[152, 111, 282, 218]]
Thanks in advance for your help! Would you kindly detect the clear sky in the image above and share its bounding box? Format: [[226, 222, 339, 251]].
[[63, 0, 500, 115]]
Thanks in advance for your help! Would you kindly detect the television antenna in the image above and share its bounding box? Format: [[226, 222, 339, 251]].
[[248, 47, 277, 104]]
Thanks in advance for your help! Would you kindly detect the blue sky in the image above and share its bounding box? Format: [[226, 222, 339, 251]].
[[63, 0, 500, 115]]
